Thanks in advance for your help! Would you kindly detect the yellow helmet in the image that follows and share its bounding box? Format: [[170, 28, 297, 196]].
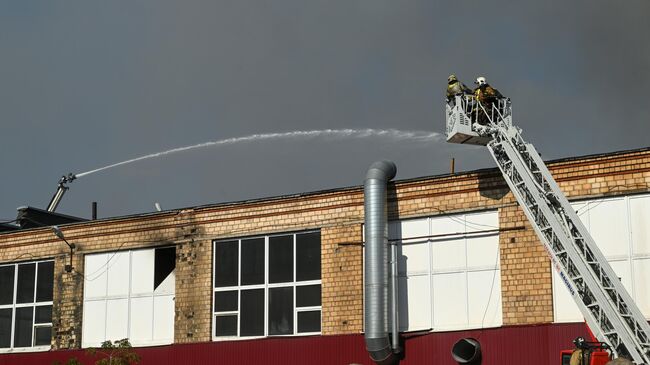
[[448, 74, 458, 83]]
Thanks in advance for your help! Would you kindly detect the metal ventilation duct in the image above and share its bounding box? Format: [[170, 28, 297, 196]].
[[364, 160, 398, 365]]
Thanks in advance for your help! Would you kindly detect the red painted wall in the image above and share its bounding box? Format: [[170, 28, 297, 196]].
[[0, 323, 591, 365]]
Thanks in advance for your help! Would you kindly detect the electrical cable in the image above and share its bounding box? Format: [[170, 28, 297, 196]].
[[476, 241, 502, 340]]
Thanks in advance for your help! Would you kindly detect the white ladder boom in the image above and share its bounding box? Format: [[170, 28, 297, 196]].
[[446, 95, 650, 364]]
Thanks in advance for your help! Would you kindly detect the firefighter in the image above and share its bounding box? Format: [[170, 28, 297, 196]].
[[446, 74, 472, 104], [473, 76, 504, 125]]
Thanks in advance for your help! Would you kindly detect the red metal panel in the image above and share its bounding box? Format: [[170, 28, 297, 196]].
[[0, 323, 593, 365]]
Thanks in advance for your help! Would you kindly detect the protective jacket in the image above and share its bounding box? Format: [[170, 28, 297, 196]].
[[447, 81, 472, 100], [474, 84, 503, 104]]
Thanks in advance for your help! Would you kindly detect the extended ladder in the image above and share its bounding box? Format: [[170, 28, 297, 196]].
[[446, 95, 650, 363]]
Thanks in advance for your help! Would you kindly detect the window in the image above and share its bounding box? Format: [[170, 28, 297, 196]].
[[386, 211, 502, 332], [553, 194, 650, 322], [213, 231, 321, 339], [82, 247, 175, 347], [0, 260, 54, 351]]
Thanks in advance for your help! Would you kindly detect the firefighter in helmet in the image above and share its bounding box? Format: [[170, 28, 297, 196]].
[[446, 74, 472, 104], [473, 76, 504, 125]]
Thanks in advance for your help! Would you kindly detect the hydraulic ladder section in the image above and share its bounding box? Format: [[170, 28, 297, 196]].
[[446, 95, 650, 364]]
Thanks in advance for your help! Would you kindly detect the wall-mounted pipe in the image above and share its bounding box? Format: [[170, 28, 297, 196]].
[[364, 160, 398, 365]]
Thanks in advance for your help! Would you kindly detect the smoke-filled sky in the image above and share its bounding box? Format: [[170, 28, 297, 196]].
[[1, 1, 649, 219]]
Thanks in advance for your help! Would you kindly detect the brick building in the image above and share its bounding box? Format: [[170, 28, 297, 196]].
[[0, 147, 649, 364]]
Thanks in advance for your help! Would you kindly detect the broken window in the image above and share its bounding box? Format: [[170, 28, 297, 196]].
[[82, 247, 176, 348], [213, 230, 322, 339], [0, 260, 54, 350], [154, 247, 175, 291]]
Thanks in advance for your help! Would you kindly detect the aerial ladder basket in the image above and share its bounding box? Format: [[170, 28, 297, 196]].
[[445, 96, 650, 364]]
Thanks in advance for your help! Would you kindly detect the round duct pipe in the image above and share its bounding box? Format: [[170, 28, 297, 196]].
[[451, 338, 482, 364], [364, 160, 398, 365]]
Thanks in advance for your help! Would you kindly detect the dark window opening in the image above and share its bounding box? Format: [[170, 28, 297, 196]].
[[268, 287, 293, 335], [241, 238, 265, 285], [35, 305, 52, 324], [296, 232, 321, 281], [215, 241, 238, 287], [36, 261, 54, 302], [240, 289, 264, 336], [297, 311, 321, 333], [214, 291, 238, 312], [269, 235, 293, 283], [14, 307, 33, 347], [16, 263, 36, 304], [0, 266, 14, 305], [33, 326, 51, 346], [0, 308, 12, 348], [154, 247, 176, 291], [215, 315, 237, 337], [296, 285, 321, 307]]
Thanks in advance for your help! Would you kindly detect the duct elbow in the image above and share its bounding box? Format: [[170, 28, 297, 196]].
[[365, 160, 397, 182], [366, 337, 398, 365]]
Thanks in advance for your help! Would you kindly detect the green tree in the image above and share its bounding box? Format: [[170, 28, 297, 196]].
[[54, 339, 140, 365], [87, 339, 141, 365]]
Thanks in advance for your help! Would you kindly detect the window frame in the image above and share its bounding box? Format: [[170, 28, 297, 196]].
[[81, 246, 176, 348], [383, 210, 502, 333], [212, 230, 322, 341], [0, 259, 54, 353]]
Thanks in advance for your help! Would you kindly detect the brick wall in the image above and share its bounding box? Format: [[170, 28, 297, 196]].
[[1, 148, 649, 350]]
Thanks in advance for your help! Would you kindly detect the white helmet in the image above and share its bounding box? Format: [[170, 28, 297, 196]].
[[475, 76, 487, 86]]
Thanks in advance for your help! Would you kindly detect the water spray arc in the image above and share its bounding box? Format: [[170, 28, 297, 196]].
[[46, 128, 439, 212], [75, 128, 440, 178]]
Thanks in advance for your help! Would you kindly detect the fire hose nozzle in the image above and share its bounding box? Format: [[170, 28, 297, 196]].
[[59, 173, 76, 185]]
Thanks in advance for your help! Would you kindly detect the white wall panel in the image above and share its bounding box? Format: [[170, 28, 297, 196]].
[[386, 211, 500, 332], [82, 300, 106, 347], [467, 270, 502, 327], [430, 216, 465, 235], [131, 250, 154, 295], [107, 252, 130, 297], [390, 219, 429, 276], [432, 272, 467, 330], [398, 243, 429, 276], [105, 298, 129, 341], [630, 196, 650, 255], [395, 276, 431, 332], [466, 235, 499, 269], [153, 295, 175, 342], [552, 269, 582, 323], [609, 260, 633, 294], [389, 218, 429, 240], [432, 239, 465, 272], [465, 211, 498, 233], [84, 254, 108, 299], [587, 199, 629, 259], [634, 259, 650, 318], [129, 296, 153, 343], [572, 202, 589, 226]]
